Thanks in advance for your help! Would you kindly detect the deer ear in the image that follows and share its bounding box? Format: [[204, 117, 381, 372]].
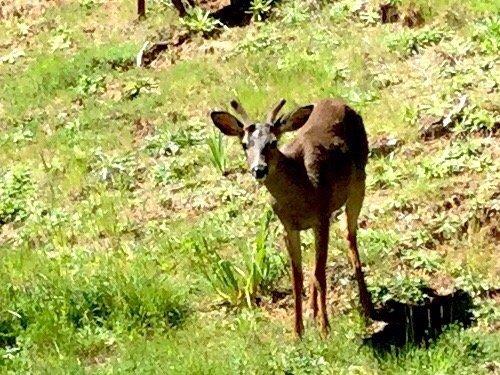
[[210, 111, 244, 137], [274, 105, 314, 134]]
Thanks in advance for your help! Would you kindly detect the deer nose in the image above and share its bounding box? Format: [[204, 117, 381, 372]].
[[251, 165, 268, 180]]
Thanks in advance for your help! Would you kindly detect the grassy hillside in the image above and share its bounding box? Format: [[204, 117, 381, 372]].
[[0, 0, 499, 373]]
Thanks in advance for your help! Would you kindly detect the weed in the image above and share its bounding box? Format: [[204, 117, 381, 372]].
[[276, 0, 311, 25], [471, 15, 500, 54], [417, 140, 493, 180], [402, 249, 443, 272], [207, 131, 227, 175], [0, 168, 34, 225], [249, 0, 273, 22], [89, 150, 139, 190], [191, 210, 286, 307], [368, 273, 429, 305], [122, 77, 160, 100], [180, 7, 223, 35], [79, 0, 103, 10], [368, 156, 406, 189], [143, 126, 202, 157], [74, 74, 106, 98], [387, 27, 450, 56], [358, 228, 400, 265]]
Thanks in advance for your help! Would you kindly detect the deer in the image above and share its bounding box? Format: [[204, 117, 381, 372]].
[[210, 98, 374, 337]]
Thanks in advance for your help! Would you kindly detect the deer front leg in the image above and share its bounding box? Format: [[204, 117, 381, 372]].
[[284, 228, 303, 338], [313, 220, 330, 335]]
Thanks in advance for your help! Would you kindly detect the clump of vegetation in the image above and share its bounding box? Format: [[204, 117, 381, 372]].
[[180, 7, 224, 35], [207, 131, 227, 175], [190, 210, 286, 307], [368, 273, 429, 305], [88, 150, 139, 190], [387, 26, 450, 56], [471, 15, 500, 54], [0, 168, 34, 225], [249, 0, 273, 22]]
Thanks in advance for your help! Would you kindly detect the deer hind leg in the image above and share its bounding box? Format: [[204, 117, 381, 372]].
[[312, 220, 330, 335], [309, 278, 318, 320], [345, 171, 374, 319], [284, 228, 304, 338]]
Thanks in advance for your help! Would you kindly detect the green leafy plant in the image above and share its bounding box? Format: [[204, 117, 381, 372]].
[[89, 150, 139, 190], [235, 27, 284, 55], [0, 168, 34, 225], [207, 131, 227, 175], [368, 157, 406, 189], [79, 0, 103, 10], [277, 0, 310, 25], [368, 273, 429, 304], [387, 27, 450, 56], [74, 74, 105, 98], [358, 228, 400, 265], [143, 127, 202, 157], [417, 140, 492, 179], [191, 210, 286, 307], [241, 210, 287, 306], [180, 7, 223, 35], [249, 0, 273, 22], [471, 15, 499, 54], [402, 249, 443, 272], [122, 77, 160, 100]]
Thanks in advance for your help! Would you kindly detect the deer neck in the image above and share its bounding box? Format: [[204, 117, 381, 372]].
[[263, 149, 308, 204]]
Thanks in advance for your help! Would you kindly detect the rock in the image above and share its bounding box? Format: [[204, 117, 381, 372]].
[[419, 115, 449, 140], [370, 136, 401, 157], [419, 95, 469, 140]]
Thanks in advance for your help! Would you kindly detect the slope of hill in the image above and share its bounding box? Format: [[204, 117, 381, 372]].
[[0, 0, 499, 372]]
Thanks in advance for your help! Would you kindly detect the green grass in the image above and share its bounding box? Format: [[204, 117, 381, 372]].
[[0, 0, 499, 372]]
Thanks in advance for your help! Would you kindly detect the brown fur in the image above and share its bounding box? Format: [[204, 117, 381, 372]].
[[210, 98, 374, 337]]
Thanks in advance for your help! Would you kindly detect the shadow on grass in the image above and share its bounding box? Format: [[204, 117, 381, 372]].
[[364, 288, 474, 352]]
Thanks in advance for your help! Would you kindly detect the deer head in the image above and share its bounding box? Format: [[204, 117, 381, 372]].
[[210, 99, 314, 181]]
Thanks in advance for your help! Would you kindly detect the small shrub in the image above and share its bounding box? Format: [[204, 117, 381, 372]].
[[180, 7, 223, 35], [471, 15, 499, 54], [402, 249, 443, 272], [122, 77, 160, 100], [368, 273, 429, 304], [0, 168, 34, 225], [74, 74, 105, 98], [89, 150, 139, 190], [249, 0, 273, 22]]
